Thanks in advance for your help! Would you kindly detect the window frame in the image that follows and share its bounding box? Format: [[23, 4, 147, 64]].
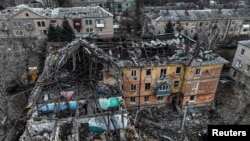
[[174, 81, 179, 87], [190, 95, 195, 101], [240, 48, 245, 56], [144, 96, 149, 102], [176, 67, 182, 74], [130, 84, 136, 91], [195, 68, 202, 76], [145, 83, 151, 90], [130, 97, 135, 103], [146, 69, 151, 76], [131, 70, 137, 77], [157, 96, 163, 101], [160, 68, 167, 78]]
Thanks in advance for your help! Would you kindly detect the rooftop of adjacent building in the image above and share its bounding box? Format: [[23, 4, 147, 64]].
[[148, 8, 250, 21], [0, 4, 113, 20], [238, 40, 250, 48]]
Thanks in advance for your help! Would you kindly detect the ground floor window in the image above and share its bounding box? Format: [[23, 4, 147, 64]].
[[157, 96, 163, 101]]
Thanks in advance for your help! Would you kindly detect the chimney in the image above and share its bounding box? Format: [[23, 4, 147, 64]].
[[185, 9, 189, 16]]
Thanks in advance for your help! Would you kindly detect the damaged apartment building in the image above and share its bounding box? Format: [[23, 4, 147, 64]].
[[19, 33, 228, 140], [100, 34, 228, 108]]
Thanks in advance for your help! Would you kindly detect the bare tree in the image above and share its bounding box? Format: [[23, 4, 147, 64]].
[[196, 14, 229, 50], [0, 39, 27, 140]]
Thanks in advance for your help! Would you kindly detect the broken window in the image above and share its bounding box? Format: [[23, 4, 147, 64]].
[[160, 68, 167, 78], [131, 97, 135, 103], [131, 70, 136, 77], [42, 21, 45, 27], [235, 60, 242, 68], [246, 65, 250, 72], [195, 68, 202, 76], [240, 48, 245, 55], [37, 21, 41, 27], [200, 22, 202, 26], [174, 81, 179, 87], [233, 71, 237, 77], [144, 96, 149, 102], [145, 83, 151, 90], [157, 96, 163, 101], [146, 69, 151, 76], [131, 84, 136, 91], [190, 95, 195, 101], [176, 67, 181, 74]]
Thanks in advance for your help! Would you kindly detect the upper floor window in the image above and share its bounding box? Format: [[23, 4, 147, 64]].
[[240, 48, 245, 56], [131, 84, 136, 91], [145, 83, 151, 90], [131, 70, 136, 77], [42, 21, 45, 27], [195, 68, 202, 76], [146, 69, 151, 76], [176, 67, 181, 74], [85, 19, 92, 25], [174, 81, 179, 87], [37, 21, 45, 27], [13, 21, 21, 27], [160, 68, 167, 78]]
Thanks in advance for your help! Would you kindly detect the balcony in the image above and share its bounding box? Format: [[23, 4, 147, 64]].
[[155, 78, 171, 96]]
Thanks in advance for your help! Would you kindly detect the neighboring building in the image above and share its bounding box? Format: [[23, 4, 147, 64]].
[[0, 5, 114, 39], [230, 40, 250, 88], [145, 9, 250, 43], [72, 0, 135, 14]]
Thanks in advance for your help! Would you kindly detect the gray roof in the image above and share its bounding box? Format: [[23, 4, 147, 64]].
[[0, 6, 113, 21], [153, 9, 250, 21], [31, 6, 113, 18], [238, 40, 250, 48]]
